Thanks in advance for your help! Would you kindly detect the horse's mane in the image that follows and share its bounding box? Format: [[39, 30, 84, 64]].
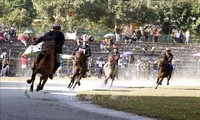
[[158, 58, 167, 66]]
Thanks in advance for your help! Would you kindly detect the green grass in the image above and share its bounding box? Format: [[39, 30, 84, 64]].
[[77, 87, 200, 120]]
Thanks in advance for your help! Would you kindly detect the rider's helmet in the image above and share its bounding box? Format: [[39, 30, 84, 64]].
[[82, 34, 89, 42], [166, 48, 171, 51], [53, 23, 61, 29], [166, 47, 171, 52], [113, 45, 119, 50]]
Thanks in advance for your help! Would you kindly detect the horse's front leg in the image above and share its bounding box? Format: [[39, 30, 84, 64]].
[[36, 76, 47, 91], [155, 77, 160, 89], [68, 75, 75, 89], [27, 72, 36, 92], [110, 76, 115, 87], [167, 75, 171, 85], [104, 76, 109, 86], [72, 76, 82, 90]]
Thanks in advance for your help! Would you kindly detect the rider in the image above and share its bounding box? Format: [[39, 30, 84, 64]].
[[72, 34, 92, 74], [163, 47, 174, 73], [112, 44, 120, 65], [33, 23, 65, 79]]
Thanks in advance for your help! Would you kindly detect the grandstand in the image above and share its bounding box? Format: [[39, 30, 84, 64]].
[[0, 37, 199, 79]]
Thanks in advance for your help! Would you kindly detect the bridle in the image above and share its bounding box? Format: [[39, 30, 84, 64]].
[[43, 41, 55, 55]]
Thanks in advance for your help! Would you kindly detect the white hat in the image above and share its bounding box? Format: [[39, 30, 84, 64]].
[[82, 34, 89, 42]]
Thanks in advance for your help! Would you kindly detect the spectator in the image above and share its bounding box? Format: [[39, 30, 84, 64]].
[[142, 45, 149, 55], [179, 31, 184, 43], [185, 30, 190, 44], [56, 57, 64, 78], [104, 37, 111, 51], [100, 40, 109, 52], [20, 55, 28, 77], [136, 29, 142, 41], [9, 27, 16, 37], [131, 31, 137, 44], [114, 23, 121, 42], [149, 28, 153, 42], [150, 46, 156, 56], [123, 24, 132, 43], [3, 32, 10, 41], [1, 56, 10, 76], [175, 30, 180, 43], [96, 57, 105, 79], [153, 60, 158, 77], [109, 36, 115, 46], [153, 28, 159, 42], [144, 29, 149, 42], [1, 22, 6, 32], [0, 32, 7, 42], [124, 34, 131, 44]]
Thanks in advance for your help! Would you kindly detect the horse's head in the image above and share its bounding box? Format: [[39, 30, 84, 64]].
[[158, 58, 167, 66], [42, 40, 55, 54], [74, 51, 85, 65], [108, 53, 115, 64]]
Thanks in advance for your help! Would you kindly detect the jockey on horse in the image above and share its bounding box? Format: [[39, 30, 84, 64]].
[[72, 34, 93, 77], [110, 44, 120, 65], [162, 47, 174, 74], [33, 23, 65, 79], [103, 44, 120, 87]]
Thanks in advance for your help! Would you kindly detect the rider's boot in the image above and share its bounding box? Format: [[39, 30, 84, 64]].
[[49, 63, 60, 80]]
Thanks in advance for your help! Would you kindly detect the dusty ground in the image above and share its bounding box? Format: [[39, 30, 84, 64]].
[[1, 76, 200, 96]]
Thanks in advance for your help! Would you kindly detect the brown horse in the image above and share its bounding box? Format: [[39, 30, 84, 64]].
[[68, 51, 86, 89], [155, 58, 172, 89], [27, 39, 55, 92], [103, 54, 118, 87]]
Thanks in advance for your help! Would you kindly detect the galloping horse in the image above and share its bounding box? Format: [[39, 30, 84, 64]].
[[68, 51, 86, 89], [27, 37, 55, 92], [103, 53, 118, 87], [155, 58, 172, 89]]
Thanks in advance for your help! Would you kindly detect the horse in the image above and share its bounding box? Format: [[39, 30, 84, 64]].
[[68, 51, 86, 89], [155, 58, 172, 89], [27, 38, 55, 92], [103, 54, 118, 87]]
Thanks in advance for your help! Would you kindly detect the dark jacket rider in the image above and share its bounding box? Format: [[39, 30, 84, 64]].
[[163, 47, 174, 73], [72, 34, 92, 72], [33, 23, 65, 79], [113, 45, 120, 65]]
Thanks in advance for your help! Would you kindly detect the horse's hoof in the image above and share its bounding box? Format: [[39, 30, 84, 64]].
[[67, 85, 71, 89], [78, 82, 81, 86], [27, 79, 32, 84], [29, 88, 33, 92], [36, 85, 43, 92], [104, 81, 108, 85], [167, 83, 169, 85]]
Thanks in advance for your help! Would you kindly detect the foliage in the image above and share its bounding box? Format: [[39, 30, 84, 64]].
[[0, 0, 199, 36], [3, 0, 36, 29], [156, 0, 199, 34]]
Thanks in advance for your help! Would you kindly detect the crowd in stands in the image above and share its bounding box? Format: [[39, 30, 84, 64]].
[[0, 22, 196, 80]]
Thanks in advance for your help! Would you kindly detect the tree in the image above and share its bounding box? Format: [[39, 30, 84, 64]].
[[156, 0, 199, 34], [3, 0, 36, 29]]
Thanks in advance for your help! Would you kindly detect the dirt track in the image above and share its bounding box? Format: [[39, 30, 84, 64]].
[[1, 76, 200, 97]]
